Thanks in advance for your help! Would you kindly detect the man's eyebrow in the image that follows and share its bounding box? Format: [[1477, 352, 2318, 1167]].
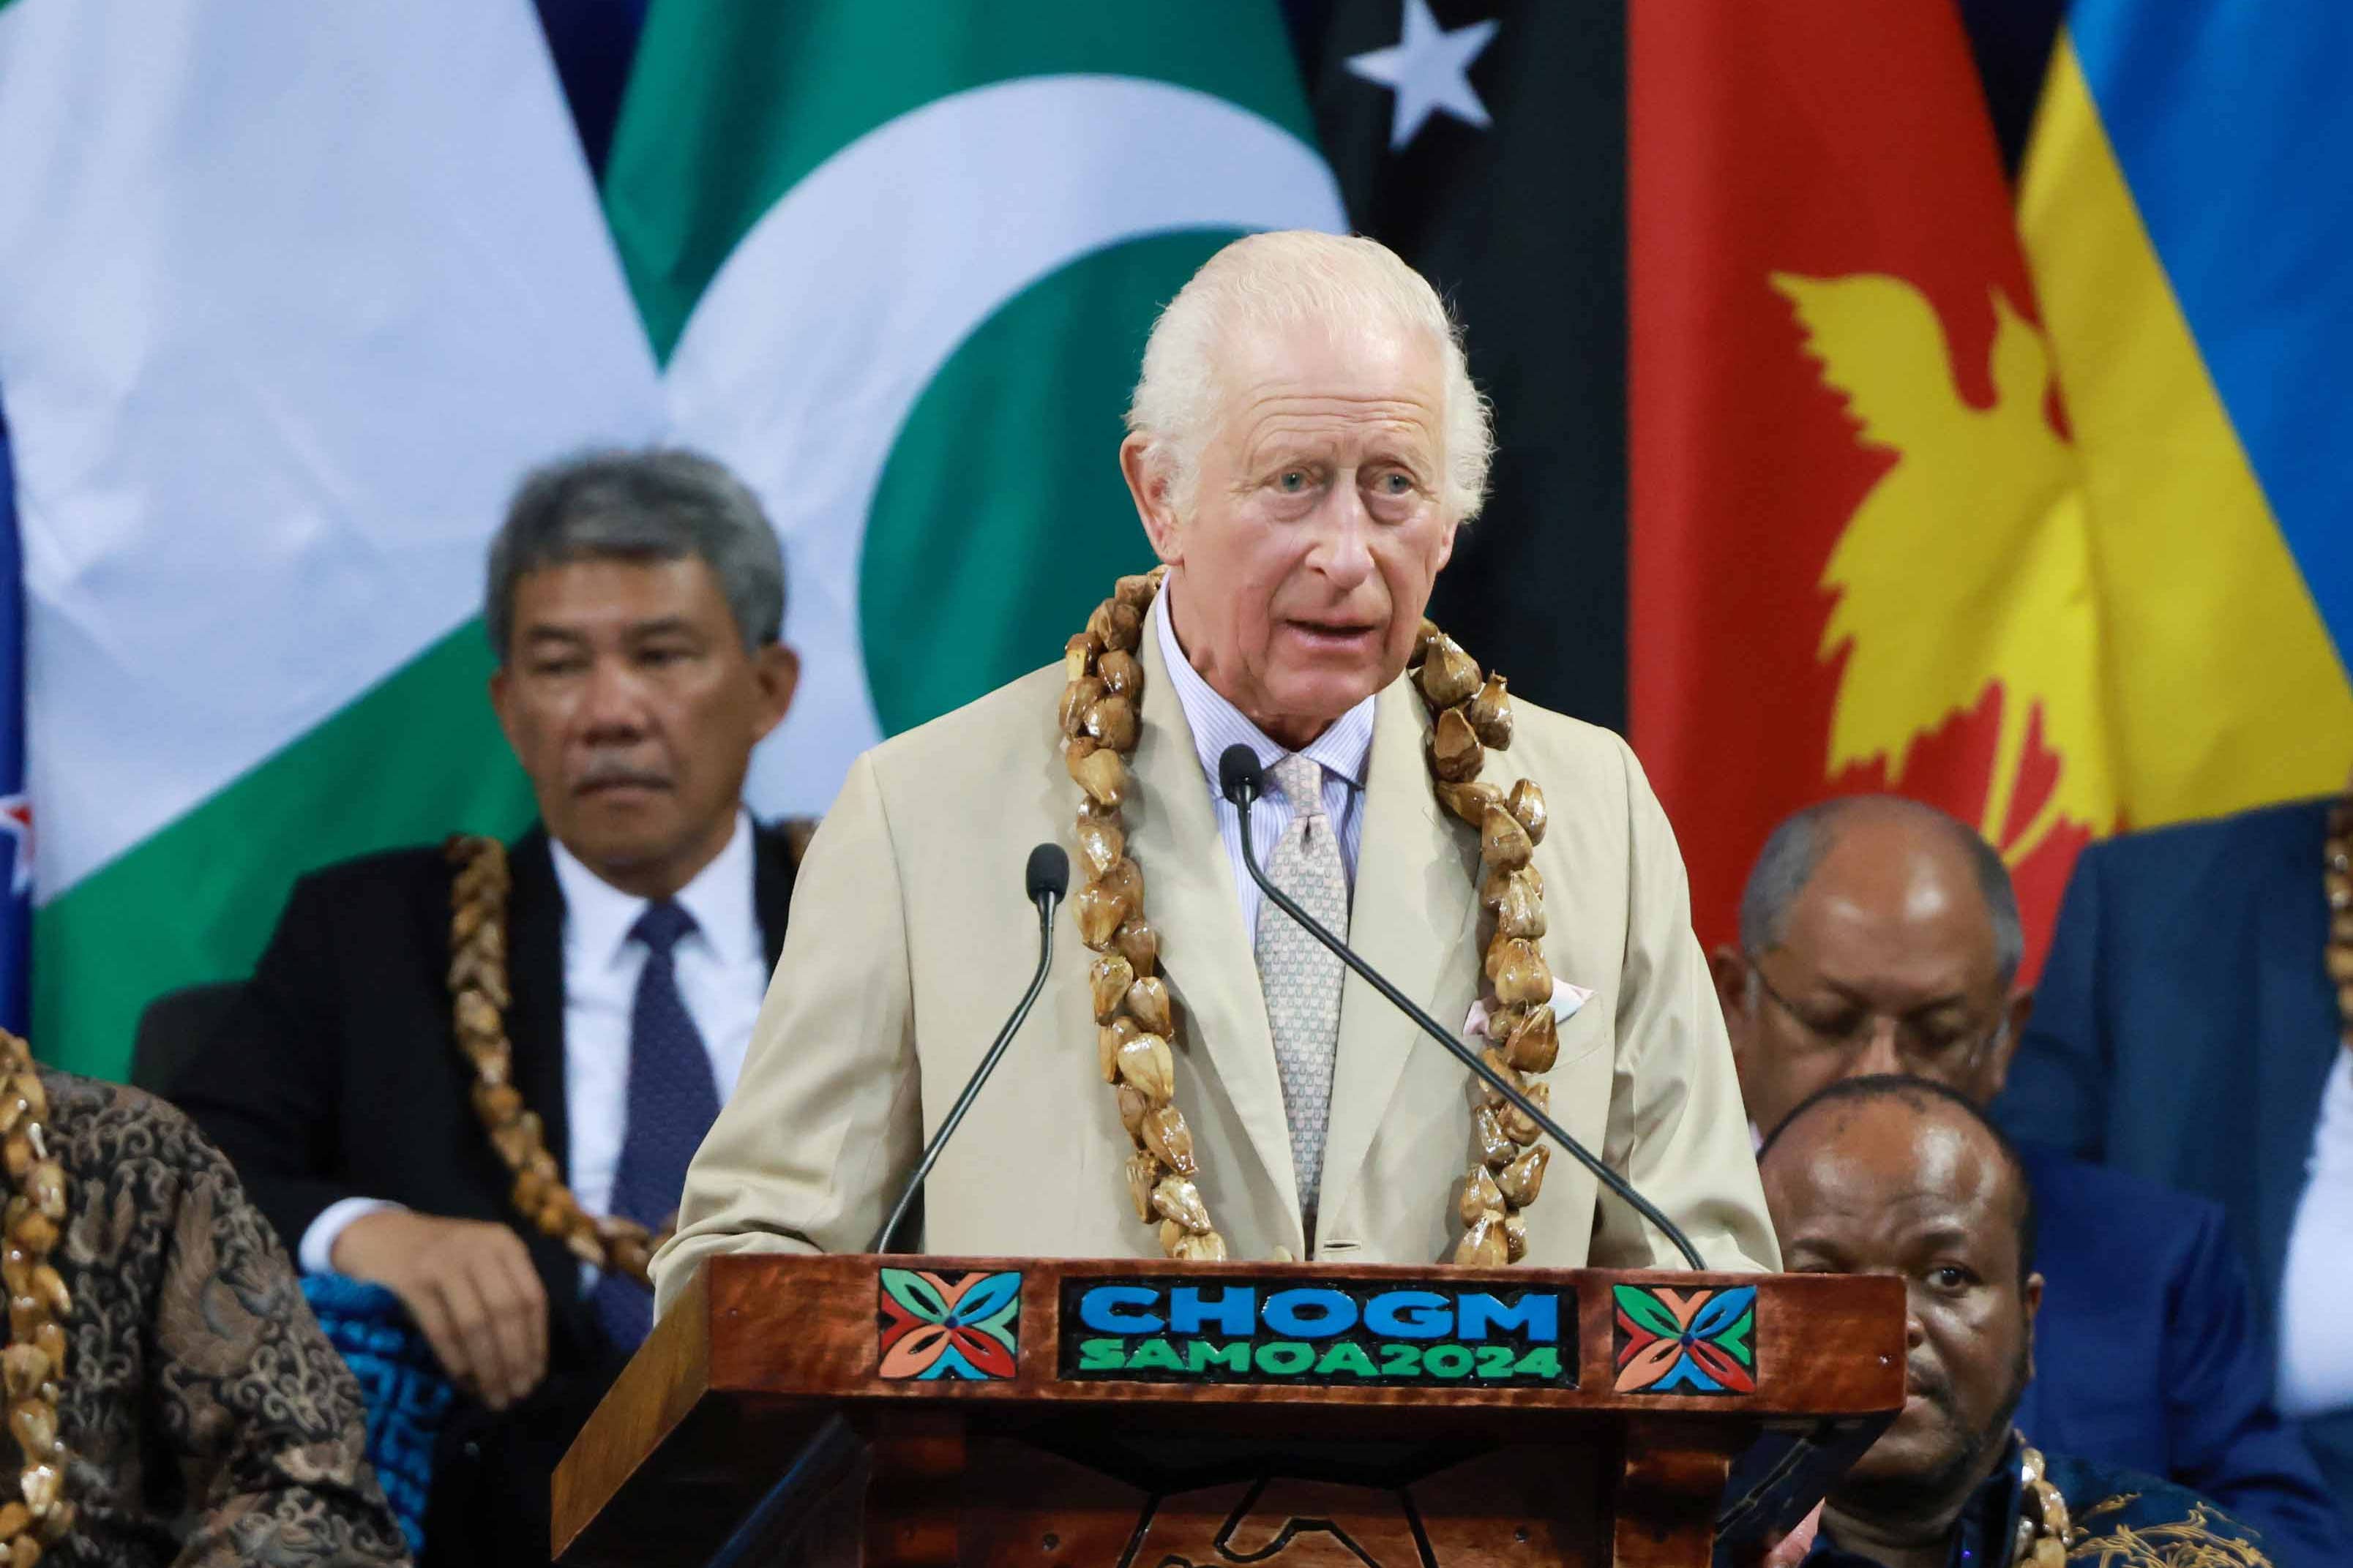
[[520, 625, 588, 645], [1803, 973, 1976, 1019], [1906, 1220, 1980, 1253], [626, 615, 699, 639]]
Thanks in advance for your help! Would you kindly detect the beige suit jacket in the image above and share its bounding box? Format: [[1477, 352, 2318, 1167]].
[[653, 602, 1776, 1316]]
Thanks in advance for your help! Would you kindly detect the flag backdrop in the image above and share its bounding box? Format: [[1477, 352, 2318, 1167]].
[[2014, 4, 2353, 825], [0, 399, 25, 1036], [0, 1, 651, 1081], [599, 0, 1340, 810], [1295, 0, 1628, 729], [1628, 0, 2111, 982], [0, 1, 2349, 1076], [0, 0, 1338, 1079]]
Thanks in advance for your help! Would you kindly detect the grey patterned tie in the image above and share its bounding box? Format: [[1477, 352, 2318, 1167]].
[[1254, 752, 1349, 1232]]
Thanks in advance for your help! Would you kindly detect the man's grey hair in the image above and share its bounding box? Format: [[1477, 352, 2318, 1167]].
[[485, 447, 785, 659], [1737, 796, 2024, 990], [1125, 230, 1495, 523]]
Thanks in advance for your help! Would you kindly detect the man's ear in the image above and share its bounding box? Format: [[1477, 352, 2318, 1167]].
[[1120, 434, 1183, 564], [1432, 511, 1462, 573], [751, 643, 800, 743], [487, 666, 520, 754], [1708, 945, 1754, 1046], [2022, 1269, 2043, 1380], [1980, 989, 2034, 1100]]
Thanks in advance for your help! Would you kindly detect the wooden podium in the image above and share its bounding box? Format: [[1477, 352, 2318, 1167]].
[[554, 1255, 1903, 1568]]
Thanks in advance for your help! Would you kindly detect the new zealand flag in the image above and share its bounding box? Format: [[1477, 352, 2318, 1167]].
[[0, 399, 29, 1035]]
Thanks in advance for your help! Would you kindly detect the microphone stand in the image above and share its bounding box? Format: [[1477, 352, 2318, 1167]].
[[1225, 756, 1705, 1270], [868, 847, 1066, 1253]]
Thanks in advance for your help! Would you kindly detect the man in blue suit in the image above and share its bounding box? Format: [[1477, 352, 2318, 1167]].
[[1714, 796, 2347, 1564], [1997, 795, 2353, 1509]]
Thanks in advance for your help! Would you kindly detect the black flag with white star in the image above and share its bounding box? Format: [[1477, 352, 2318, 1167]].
[[1287, 0, 1626, 729]]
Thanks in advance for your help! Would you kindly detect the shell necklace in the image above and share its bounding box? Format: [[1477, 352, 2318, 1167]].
[[0, 1029, 74, 1561], [445, 836, 666, 1285], [1059, 569, 1559, 1264], [2010, 1443, 2072, 1566]]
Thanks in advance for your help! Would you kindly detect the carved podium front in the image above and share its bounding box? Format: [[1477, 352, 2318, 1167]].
[[554, 1255, 1902, 1568]]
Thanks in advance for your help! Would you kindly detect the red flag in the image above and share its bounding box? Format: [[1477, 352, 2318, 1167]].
[[1628, 1, 2110, 981]]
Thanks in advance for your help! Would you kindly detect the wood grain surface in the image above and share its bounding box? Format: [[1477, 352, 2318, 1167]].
[[553, 1256, 1903, 1567]]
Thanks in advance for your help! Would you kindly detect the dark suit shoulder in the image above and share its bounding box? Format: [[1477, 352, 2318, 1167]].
[[2020, 1143, 2228, 1259], [749, 819, 800, 872], [280, 840, 460, 910], [2080, 796, 2328, 882], [273, 831, 565, 939]]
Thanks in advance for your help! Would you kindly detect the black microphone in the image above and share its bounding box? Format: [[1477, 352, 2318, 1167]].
[[868, 843, 1069, 1253], [1217, 743, 1705, 1270]]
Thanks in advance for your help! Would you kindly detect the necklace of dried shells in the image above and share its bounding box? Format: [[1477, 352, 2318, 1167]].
[[2010, 1443, 2071, 1567], [445, 836, 665, 1286], [1061, 569, 1560, 1267], [0, 1029, 74, 1563]]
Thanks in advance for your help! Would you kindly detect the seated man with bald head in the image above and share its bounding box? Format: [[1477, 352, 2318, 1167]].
[[1762, 1076, 2278, 1567], [1716, 798, 2346, 1563]]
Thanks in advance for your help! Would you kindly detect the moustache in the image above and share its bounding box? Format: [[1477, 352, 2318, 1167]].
[[1905, 1357, 1957, 1417], [574, 757, 673, 793]]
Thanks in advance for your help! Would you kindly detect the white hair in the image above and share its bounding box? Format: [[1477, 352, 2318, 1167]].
[[1125, 230, 1494, 522]]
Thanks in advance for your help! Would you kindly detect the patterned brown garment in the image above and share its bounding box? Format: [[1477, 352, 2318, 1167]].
[[24, 1068, 410, 1567]]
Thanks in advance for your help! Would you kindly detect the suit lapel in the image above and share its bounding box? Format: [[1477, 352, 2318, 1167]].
[[2252, 800, 2335, 1302], [1317, 678, 1481, 1223], [751, 822, 798, 971], [506, 827, 571, 1179], [1131, 598, 1303, 1239]]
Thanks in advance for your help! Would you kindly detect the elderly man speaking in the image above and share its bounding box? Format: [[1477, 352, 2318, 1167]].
[[654, 233, 1773, 1303]]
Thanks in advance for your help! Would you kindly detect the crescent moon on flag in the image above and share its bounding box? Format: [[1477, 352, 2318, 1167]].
[[659, 75, 1347, 817]]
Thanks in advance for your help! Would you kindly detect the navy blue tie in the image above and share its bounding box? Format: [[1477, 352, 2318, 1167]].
[[590, 900, 722, 1351]]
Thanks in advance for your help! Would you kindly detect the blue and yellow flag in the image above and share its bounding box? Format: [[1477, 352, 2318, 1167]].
[[2021, 4, 2353, 824], [1633, 1, 2353, 980]]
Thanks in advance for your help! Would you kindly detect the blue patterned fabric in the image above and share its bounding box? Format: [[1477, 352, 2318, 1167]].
[[590, 899, 720, 1350], [1803, 1433, 2280, 1567], [301, 1273, 454, 1556]]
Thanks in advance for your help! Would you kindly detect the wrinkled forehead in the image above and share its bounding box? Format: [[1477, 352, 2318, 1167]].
[[1211, 319, 1447, 443]]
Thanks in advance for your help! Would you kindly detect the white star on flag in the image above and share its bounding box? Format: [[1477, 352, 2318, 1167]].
[[1345, 0, 1500, 151]]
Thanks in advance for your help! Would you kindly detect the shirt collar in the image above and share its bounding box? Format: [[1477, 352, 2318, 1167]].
[[1152, 583, 1376, 796], [547, 810, 760, 971]]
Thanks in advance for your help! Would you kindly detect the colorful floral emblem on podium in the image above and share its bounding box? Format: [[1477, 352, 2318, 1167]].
[[1612, 1283, 1756, 1394], [877, 1268, 1022, 1381]]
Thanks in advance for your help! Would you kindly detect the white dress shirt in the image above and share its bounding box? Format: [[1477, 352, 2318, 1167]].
[[2278, 1045, 2353, 1417], [298, 813, 770, 1274], [1154, 588, 1373, 942]]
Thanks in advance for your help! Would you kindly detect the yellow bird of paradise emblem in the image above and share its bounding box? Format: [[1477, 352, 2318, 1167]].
[[1771, 271, 2117, 865]]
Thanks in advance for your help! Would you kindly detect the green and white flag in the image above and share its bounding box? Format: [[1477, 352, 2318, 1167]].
[[0, 0, 1339, 1079]]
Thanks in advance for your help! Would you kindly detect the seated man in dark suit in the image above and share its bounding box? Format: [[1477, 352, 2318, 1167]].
[[1996, 791, 2353, 1506], [175, 448, 802, 1568], [1713, 796, 2348, 1564], [1762, 1076, 2280, 1567]]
